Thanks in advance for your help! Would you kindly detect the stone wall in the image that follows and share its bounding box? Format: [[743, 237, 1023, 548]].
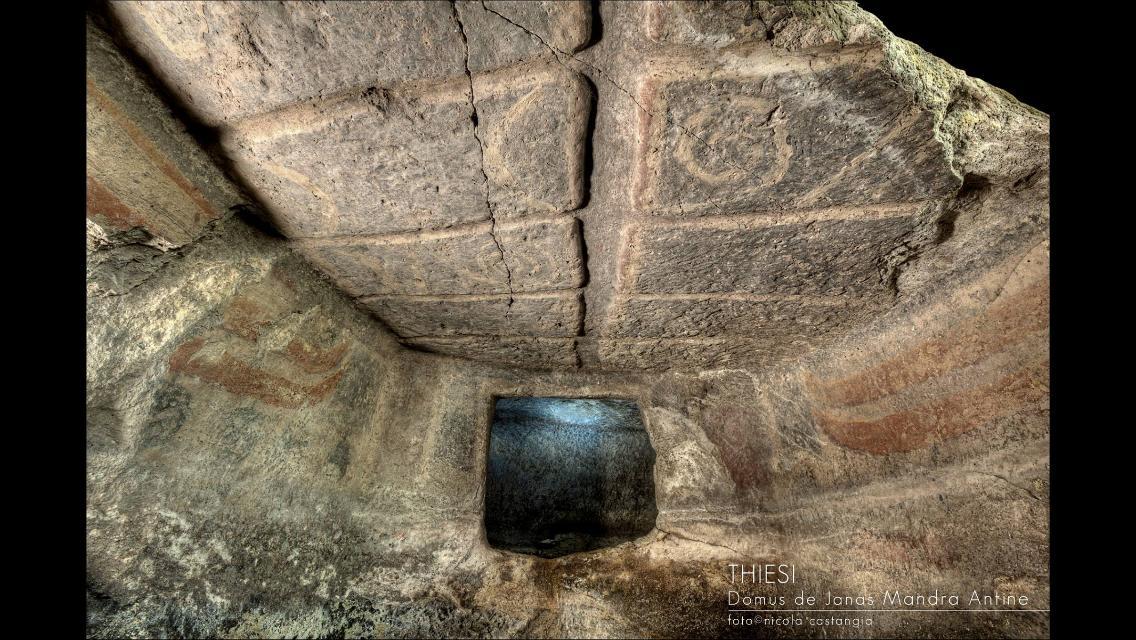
[[89, 266, 1048, 637], [87, 2, 1048, 638]]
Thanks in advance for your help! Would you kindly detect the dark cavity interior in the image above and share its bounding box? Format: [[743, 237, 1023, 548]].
[[484, 397, 657, 558]]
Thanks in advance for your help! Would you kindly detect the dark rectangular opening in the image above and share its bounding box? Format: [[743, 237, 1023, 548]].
[[484, 397, 657, 558]]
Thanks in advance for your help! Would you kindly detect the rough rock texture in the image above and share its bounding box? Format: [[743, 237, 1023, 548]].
[[631, 52, 958, 215], [88, 2, 1049, 638], [293, 216, 585, 297], [86, 16, 242, 251], [105, 1, 469, 125], [361, 291, 583, 339], [218, 63, 591, 237], [103, 0, 1045, 373]]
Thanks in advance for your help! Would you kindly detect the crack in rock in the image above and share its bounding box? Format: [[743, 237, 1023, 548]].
[[656, 527, 746, 557], [970, 471, 1043, 502], [452, 1, 514, 312], [479, 2, 757, 188]]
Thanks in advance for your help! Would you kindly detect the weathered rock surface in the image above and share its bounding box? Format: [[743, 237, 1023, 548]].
[[460, 1, 593, 72], [104, 0, 1021, 369], [403, 336, 580, 370], [106, 1, 469, 124], [221, 63, 591, 238], [645, 0, 885, 51], [607, 294, 878, 338], [88, 2, 1049, 638], [361, 291, 583, 338], [295, 216, 585, 298], [632, 51, 959, 216], [622, 208, 925, 295], [86, 17, 241, 250], [100, 0, 1046, 372]]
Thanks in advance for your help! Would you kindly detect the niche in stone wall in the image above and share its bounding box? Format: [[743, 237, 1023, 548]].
[[484, 397, 658, 558]]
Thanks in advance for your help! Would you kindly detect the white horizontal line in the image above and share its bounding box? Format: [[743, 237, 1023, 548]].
[[360, 290, 579, 303], [633, 201, 925, 229], [615, 292, 871, 305], [728, 609, 1050, 613]]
